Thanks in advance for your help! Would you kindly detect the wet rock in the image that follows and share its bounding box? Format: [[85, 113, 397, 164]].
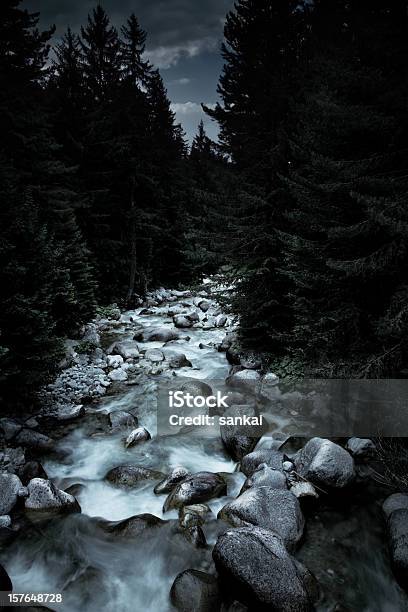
[[109, 410, 138, 432], [105, 465, 164, 489], [221, 427, 258, 462], [124, 427, 151, 448], [198, 300, 211, 312], [0, 473, 22, 515], [172, 289, 191, 298], [163, 472, 227, 512], [14, 429, 54, 452], [174, 315, 194, 329], [183, 525, 207, 548], [176, 379, 213, 399], [0, 418, 22, 441], [106, 354, 124, 368], [103, 513, 166, 537], [25, 478, 80, 515], [0, 516, 11, 528], [162, 350, 192, 369], [0, 447, 25, 473], [111, 341, 140, 360], [262, 372, 279, 386], [216, 314, 227, 328], [345, 437, 376, 460], [290, 481, 319, 501], [240, 448, 285, 477], [219, 487, 304, 552], [145, 348, 165, 363], [386, 509, 408, 591], [383, 493, 408, 519], [18, 461, 48, 486], [295, 438, 355, 489], [56, 405, 85, 422], [0, 563, 12, 591], [241, 463, 287, 493], [179, 504, 212, 529], [213, 527, 316, 611], [134, 327, 180, 343], [170, 569, 221, 612], [108, 368, 128, 382], [226, 370, 261, 394], [154, 466, 191, 494]]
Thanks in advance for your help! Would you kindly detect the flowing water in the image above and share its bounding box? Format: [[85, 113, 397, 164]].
[[1, 289, 407, 611]]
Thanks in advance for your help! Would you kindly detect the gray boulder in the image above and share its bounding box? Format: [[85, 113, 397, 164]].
[[383, 493, 408, 519], [174, 315, 194, 329], [387, 509, 408, 591], [241, 463, 287, 493], [105, 465, 164, 489], [213, 527, 316, 611], [170, 569, 221, 612], [25, 478, 80, 515], [162, 350, 192, 369], [14, 429, 54, 451], [109, 410, 138, 432], [240, 449, 284, 477], [135, 327, 180, 343], [124, 427, 151, 448], [103, 513, 166, 538], [226, 369, 261, 394], [154, 466, 191, 495], [179, 504, 212, 529], [111, 341, 140, 360], [0, 473, 23, 515], [218, 487, 304, 552], [145, 348, 165, 363], [295, 438, 355, 489], [346, 437, 376, 460], [163, 472, 227, 512]]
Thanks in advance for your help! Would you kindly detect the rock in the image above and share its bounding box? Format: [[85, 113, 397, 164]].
[[387, 509, 408, 591], [154, 467, 191, 494], [0, 516, 11, 528], [216, 314, 227, 328], [162, 350, 192, 369], [145, 348, 165, 363], [124, 427, 151, 448], [134, 327, 180, 343], [108, 368, 128, 382], [176, 379, 213, 399], [172, 289, 191, 298], [179, 504, 211, 529], [103, 513, 166, 538], [290, 481, 319, 500], [226, 370, 261, 394], [221, 426, 258, 462], [383, 493, 408, 519], [198, 300, 211, 312], [25, 478, 80, 515], [105, 465, 164, 489], [106, 354, 124, 368], [174, 315, 194, 329], [241, 449, 284, 477], [163, 472, 227, 512], [109, 410, 138, 432], [19, 461, 48, 486], [186, 311, 200, 322], [170, 569, 221, 612], [240, 356, 262, 370], [0, 418, 22, 440], [346, 437, 376, 459], [112, 341, 140, 360], [82, 323, 100, 346], [14, 429, 54, 451], [219, 487, 304, 552], [0, 473, 22, 515], [295, 438, 355, 489], [183, 525, 207, 548], [241, 464, 287, 493], [213, 527, 316, 611], [56, 405, 85, 422], [0, 563, 12, 591]]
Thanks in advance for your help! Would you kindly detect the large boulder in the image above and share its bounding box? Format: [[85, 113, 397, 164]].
[[154, 466, 191, 495], [102, 513, 166, 538], [174, 315, 194, 329], [386, 509, 408, 591], [111, 341, 140, 360], [108, 368, 128, 382], [240, 449, 284, 477], [346, 437, 376, 460], [109, 410, 138, 432], [383, 493, 408, 519], [162, 350, 192, 369], [241, 463, 287, 493], [134, 327, 180, 343], [104, 465, 164, 489], [145, 348, 165, 363], [213, 527, 316, 611], [163, 472, 227, 512], [226, 370, 261, 394], [170, 569, 221, 612], [124, 427, 151, 448], [0, 473, 23, 515], [25, 478, 80, 515], [295, 438, 355, 489], [219, 487, 304, 552], [14, 429, 54, 452]]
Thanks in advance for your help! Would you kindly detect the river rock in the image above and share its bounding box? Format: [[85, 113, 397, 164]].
[[0, 418, 22, 441], [226, 369, 261, 394], [241, 463, 287, 493], [56, 405, 85, 422], [109, 410, 138, 432], [290, 481, 319, 500], [176, 379, 213, 398], [105, 465, 164, 488], [383, 493, 408, 519], [174, 315, 193, 329], [240, 448, 284, 477], [0, 473, 23, 515], [106, 354, 124, 368], [295, 438, 355, 489], [346, 437, 376, 459], [103, 513, 166, 538], [19, 461, 48, 486], [14, 429, 54, 451], [163, 350, 192, 369], [111, 341, 140, 360], [216, 314, 227, 328], [213, 527, 316, 611], [219, 487, 304, 552], [154, 466, 191, 494], [25, 478, 80, 515], [386, 509, 408, 591], [170, 569, 221, 612], [134, 327, 180, 343], [221, 427, 258, 462], [108, 368, 128, 382], [145, 348, 165, 362], [179, 504, 212, 529], [124, 427, 151, 448], [163, 472, 227, 512]]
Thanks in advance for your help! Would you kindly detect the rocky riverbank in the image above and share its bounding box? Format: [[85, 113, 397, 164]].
[[1, 276, 408, 611]]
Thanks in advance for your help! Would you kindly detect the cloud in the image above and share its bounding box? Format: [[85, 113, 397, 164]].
[[145, 37, 218, 69], [172, 77, 191, 85], [171, 101, 215, 115]]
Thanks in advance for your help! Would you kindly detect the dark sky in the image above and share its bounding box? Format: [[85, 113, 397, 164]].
[[24, 0, 234, 142]]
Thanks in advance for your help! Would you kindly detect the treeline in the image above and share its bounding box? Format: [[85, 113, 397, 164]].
[[206, 0, 408, 377], [0, 1, 223, 405]]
